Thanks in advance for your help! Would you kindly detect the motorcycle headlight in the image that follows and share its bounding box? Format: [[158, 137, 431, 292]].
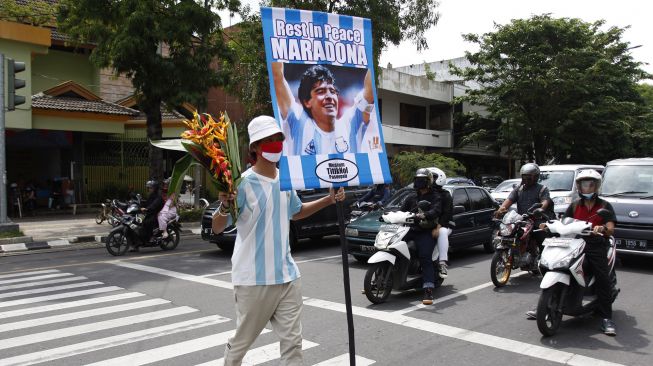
[[552, 196, 572, 205], [499, 224, 514, 236]]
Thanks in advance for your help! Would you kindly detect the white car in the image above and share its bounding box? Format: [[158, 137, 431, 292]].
[[490, 178, 521, 205]]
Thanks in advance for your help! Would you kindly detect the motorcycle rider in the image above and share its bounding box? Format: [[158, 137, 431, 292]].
[[400, 168, 442, 305], [430, 168, 453, 279], [357, 184, 391, 207], [528, 169, 617, 336], [132, 180, 164, 252]]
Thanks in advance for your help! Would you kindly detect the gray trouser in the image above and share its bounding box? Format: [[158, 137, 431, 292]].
[[224, 278, 303, 366]]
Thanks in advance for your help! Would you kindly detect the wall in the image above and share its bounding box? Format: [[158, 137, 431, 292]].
[[32, 49, 99, 94]]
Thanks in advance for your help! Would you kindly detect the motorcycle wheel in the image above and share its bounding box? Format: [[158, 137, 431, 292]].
[[106, 229, 129, 256], [536, 284, 564, 337], [160, 227, 180, 251], [364, 262, 393, 304], [95, 212, 104, 225], [490, 250, 512, 287]]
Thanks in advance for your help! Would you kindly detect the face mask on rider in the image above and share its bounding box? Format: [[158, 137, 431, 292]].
[[260, 141, 283, 163], [581, 193, 595, 199]]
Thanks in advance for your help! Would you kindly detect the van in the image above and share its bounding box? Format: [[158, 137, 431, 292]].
[[538, 164, 605, 217], [600, 158, 653, 257]]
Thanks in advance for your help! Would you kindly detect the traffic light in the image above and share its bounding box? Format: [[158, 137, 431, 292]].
[[8, 58, 26, 111]]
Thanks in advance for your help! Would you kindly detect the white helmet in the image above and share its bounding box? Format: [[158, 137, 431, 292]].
[[575, 169, 602, 192], [429, 167, 447, 187]]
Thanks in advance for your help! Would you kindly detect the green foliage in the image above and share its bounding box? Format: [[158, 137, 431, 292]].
[[391, 151, 466, 187], [0, 230, 25, 239], [57, 0, 239, 180], [178, 208, 204, 222], [0, 0, 58, 26], [451, 14, 652, 164], [86, 183, 131, 203], [423, 62, 436, 81], [223, 0, 441, 118]]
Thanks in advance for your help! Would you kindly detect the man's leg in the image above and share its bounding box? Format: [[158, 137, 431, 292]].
[[415, 230, 437, 304], [224, 285, 282, 365], [584, 245, 615, 335], [437, 227, 452, 278], [270, 279, 304, 366]]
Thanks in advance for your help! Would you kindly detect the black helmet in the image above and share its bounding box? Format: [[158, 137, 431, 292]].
[[146, 180, 159, 190], [414, 168, 434, 190]]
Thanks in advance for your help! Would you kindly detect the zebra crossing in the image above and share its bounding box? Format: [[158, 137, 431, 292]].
[[0, 269, 375, 365]]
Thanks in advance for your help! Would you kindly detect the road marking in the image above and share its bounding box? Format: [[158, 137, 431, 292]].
[[0, 292, 145, 320], [0, 306, 198, 351], [85, 329, 271, 366], [393, 271, 531, 315], [303, 298, 625, 366], [0, 298, 170, 332], [115, 262, 624, 366], [0, 275, 88, 292], [0, 286, 123, 308], [0, 272, 73, 285], [205, 340, 319, 366], [199, 255, 342, 277], [0, 269, 60, 279], [114, 261, 234, 289], [0, 281, 103, 299], [0, 315, 229, 366], [313, 354, 376, 366]]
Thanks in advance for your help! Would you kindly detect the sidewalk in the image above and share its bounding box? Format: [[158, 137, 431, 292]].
[[1, 213, 201, 254]]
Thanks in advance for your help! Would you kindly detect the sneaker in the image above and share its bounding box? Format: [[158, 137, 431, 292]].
[[438, 262, 448, 279], [422, 288, 434, 305], [525, 308, 537, 320], [601, 318, 617, 336]]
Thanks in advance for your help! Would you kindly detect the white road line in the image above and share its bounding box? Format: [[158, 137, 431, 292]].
[[0, 292, 145, 320], [114, 261, 233, 289], [0, 281, 103, 299], [199, 255, 342, 277], [0, 269, 60, 279], [0, 315, 230, 366], [313, 354, 376, 366], [0, 286, 123, 308], [0, 272, 73, 285], [0, 306, 198, 351], [85, 329, 271, 366], [0, 298, 170, 332], [114, 262, 623, 366], [393, 271, 531, 315], [196, 339, 317, 366], [303, 298, 625, 366], [0, 276, 88, 292]]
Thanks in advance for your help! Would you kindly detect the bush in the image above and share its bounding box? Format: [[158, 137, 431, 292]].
[[391, 152, 467, 187], [178, 208, 204, 222], [87, 183, 131, 203]]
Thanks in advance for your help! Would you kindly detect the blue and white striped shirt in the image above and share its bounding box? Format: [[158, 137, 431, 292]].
[[231, 169, 303, 286]]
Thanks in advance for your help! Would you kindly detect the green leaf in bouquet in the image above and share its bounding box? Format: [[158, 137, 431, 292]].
[[181, 140, 213, 172]]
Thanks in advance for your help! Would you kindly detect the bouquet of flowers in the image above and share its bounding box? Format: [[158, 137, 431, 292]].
[[167, 111, 242, 222]]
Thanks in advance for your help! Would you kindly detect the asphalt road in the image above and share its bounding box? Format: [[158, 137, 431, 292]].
[[0, 236, 651, 365]]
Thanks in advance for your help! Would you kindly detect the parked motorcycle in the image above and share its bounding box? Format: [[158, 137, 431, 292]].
[[535, 210, 619, 336], [105, 200, 181, 256], [95, 197, 137, 227], [349, 201, 381, 223], [363, 201, 444, 304], [490, 203, 547, 287]]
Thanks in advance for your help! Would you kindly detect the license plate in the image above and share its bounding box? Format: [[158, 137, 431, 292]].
[[360, 245, 377, 253], [380, 224, 400, 232], [615, 238, 647, 251]]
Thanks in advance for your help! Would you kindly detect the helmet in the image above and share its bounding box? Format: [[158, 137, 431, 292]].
[[575, 169, 602, 195], [520, 163, 540, 176], [146, 180, 159, 190], [429, 167, 447, 187], [414, 168, 434, 190]]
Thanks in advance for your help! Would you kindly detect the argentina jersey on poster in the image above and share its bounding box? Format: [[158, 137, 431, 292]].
[[261, 7, 393, 191]]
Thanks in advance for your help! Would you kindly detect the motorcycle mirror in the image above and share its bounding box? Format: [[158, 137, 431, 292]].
[[417, 200, 431, 211]]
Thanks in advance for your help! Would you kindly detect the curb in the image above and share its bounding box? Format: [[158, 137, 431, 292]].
[[93, 228, 201, 243], [0, 239, 72, 253]]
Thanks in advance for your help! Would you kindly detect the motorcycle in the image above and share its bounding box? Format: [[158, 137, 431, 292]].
[[95, 198, 129, 227], [349, 201, 381, 223], [490, 203, 547, 287], [535, 209, 619, 336], [363, 201, 444, 304], [105, 200, 181, 256]]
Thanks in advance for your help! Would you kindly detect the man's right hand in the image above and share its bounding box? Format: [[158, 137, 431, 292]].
[[218, 192, 236, 209], [494, 206, 507, 218]]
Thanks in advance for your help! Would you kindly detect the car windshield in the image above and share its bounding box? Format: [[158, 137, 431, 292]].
[[494, 179, 519, 192], [539, 171, 575, 191], [481, 177, 503, 188], [602, 165, 653, 196]]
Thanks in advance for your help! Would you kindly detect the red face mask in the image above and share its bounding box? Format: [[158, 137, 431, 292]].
[[259, 141, 283, 163]]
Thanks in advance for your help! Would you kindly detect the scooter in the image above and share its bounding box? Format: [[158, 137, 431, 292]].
[[362, 201, 444, 304], [535, 209, 619, 336]]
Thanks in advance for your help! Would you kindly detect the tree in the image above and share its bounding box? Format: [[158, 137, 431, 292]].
[[0, 0, 58, 26], [57, 0, 239, 181], [391, 151, 466, 187], [451, 14, 651, 164], [222, 0, 441, 121]]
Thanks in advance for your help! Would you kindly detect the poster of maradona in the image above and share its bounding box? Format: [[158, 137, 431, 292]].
[[262, 7, 392, 191]]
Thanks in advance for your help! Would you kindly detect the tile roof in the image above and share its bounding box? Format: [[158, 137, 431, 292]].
[[32, 93, 140, 116], [135, 105, 187, 121]]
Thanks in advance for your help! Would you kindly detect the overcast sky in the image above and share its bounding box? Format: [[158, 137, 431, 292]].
[[220, 0, 652, 78]]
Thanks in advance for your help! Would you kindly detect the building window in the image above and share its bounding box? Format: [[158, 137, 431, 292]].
[[399, 103, 426, 129], [429, 104, 452, 130]]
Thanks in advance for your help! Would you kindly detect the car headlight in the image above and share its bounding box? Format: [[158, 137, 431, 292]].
[[552, 196, 572, 205], [345, 228, 358, 237]]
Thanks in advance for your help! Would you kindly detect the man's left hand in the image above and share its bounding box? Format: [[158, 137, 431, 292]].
[[329, 187, 346, 204]]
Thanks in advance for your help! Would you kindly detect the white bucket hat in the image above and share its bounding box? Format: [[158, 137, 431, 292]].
[[248, 116, 283, 146]]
